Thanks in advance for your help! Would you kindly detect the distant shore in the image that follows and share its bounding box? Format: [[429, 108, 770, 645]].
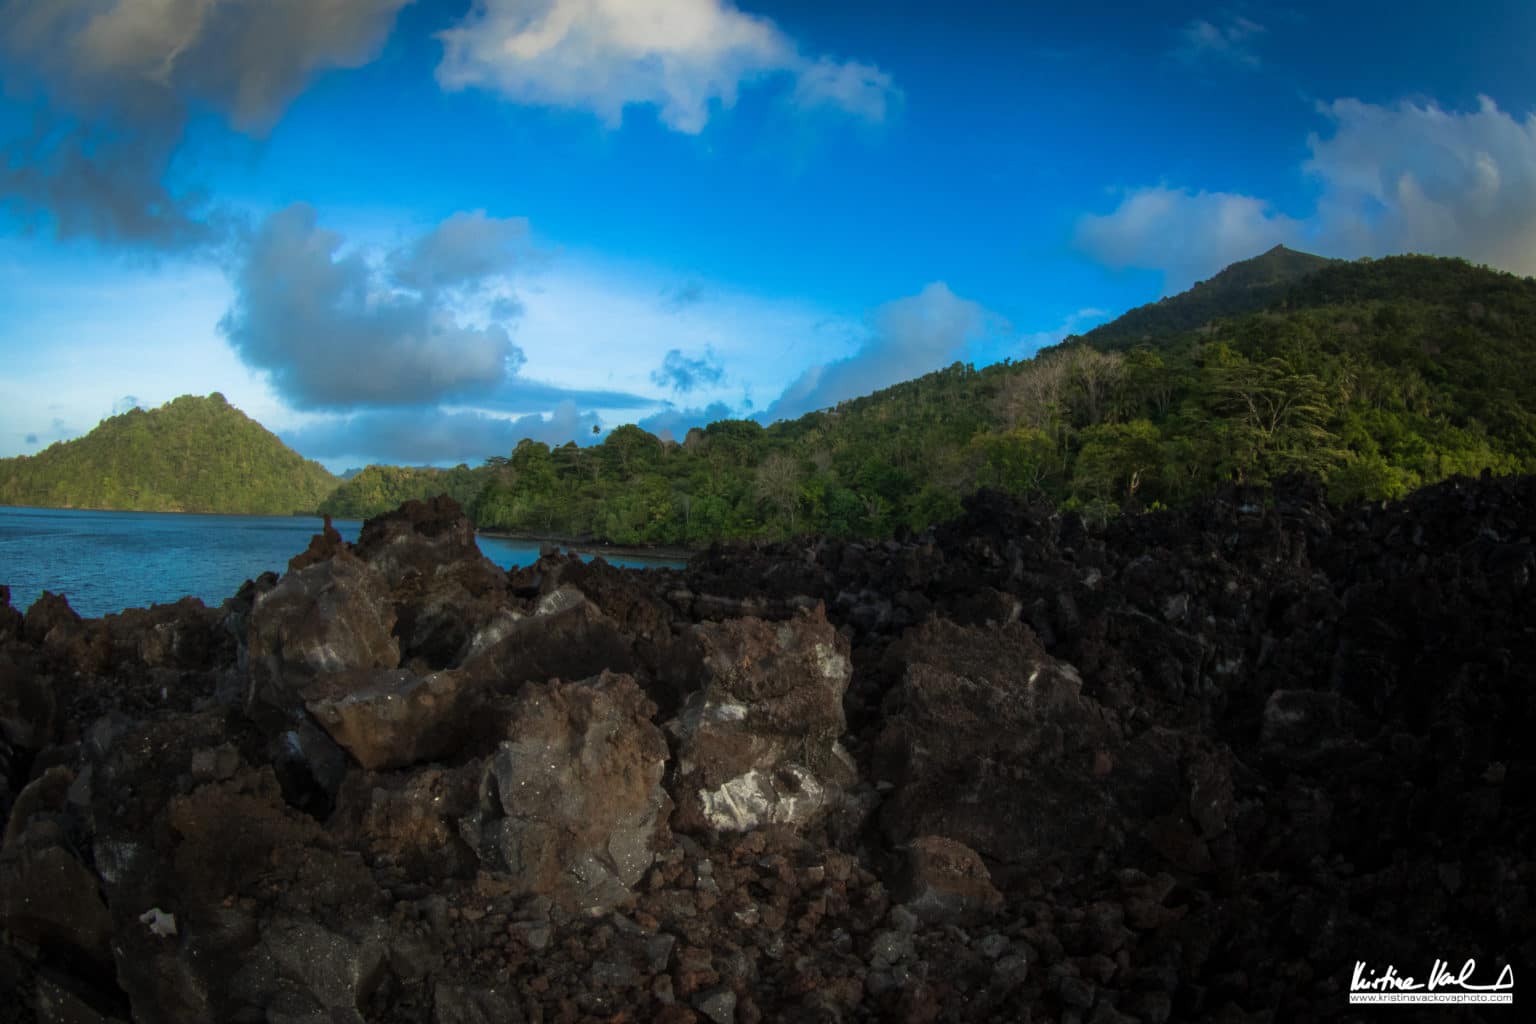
[[474, 529, 694, 562]]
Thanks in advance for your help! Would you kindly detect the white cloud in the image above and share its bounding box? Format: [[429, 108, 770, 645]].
[[1075, 186, 1302, 291], [1074, 96, 1536, 288], [436, 0, 897, 133], [760, 282, 989, 424], [1306, 96, 1536, 275], [1174, 14, 1266, 68]]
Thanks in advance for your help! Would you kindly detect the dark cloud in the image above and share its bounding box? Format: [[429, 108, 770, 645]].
[[23, 433, 38, 445], [0, 0, 409, 248], [389, 210, 530, 292], [220, 203, 523, 410], [282, 402, 600, 465], [637, 401, 736, 440], [760, 282, 986, 424], [650, 348, 725, 394]]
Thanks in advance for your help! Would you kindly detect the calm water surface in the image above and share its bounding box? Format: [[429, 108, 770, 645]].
[[0, 505, 681, 619]]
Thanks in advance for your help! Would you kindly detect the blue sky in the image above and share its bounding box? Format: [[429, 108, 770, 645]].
[[4, 0, 1536, 471]]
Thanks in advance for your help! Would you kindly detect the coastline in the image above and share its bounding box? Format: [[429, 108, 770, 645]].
[[0, 502, 338, 520], [474, 529, 695, 562]]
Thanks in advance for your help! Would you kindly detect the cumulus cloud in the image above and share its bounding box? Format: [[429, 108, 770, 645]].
[[111, 394, 142, 415], [1306, 96, 1536, 275], [389, 209, 531, 292], [23, 432, 38, 446], [220, 203, 523, 409], [759, 283, 987, 424], [650, 348, 725, 394], [1174, 14, 1266, 68], [1075, 186, 1303, 291], [283, 401, 600, 465], [436, 0, 898, 133], [1074, 96, 1536, 290], [0, 0, 410, 246]]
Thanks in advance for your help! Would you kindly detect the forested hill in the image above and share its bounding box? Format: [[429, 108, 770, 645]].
[[1080, 244, 1338, 349], [0, 394, 338, 515], [321, 250, 1536, 546]]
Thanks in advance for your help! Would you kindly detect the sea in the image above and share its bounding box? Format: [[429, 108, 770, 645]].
[[0, 505, 683, 619]]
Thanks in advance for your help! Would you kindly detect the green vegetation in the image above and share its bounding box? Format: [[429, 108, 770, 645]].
[[11, 250, 1535, 540], [458, 250, 1536, 542], [319, 463, 487, 519], [0, 394, 338, 515]]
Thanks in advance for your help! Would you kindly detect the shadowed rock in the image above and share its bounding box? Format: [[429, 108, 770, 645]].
[[460, 672, 671, 914], [667, 606, 855, 834]]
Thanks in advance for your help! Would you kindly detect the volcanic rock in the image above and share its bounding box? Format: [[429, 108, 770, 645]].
[[460, 672, 671, 914], [666, 606, 855, 834]]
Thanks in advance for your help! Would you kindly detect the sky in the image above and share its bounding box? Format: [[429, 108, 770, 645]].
[[3, 1, 1536, 472]]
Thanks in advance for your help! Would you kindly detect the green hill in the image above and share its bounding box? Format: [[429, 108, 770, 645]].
[[458, 250, 1536, 542], [1078, 244, 1339, 350], [0, 394, 339, 515]]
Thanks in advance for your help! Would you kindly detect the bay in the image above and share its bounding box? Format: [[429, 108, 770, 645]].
[[0, 505, 683, 619]]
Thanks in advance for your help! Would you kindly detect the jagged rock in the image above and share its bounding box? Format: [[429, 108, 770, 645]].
[[0, 769, 113, 969], [0, 646, 57, 756], [873, 618, 1117, 869], [104, 598, 231, 672], [350, 497, 511, 669], [0, 584, 23, 643], [288, 515, 347, 573], [303, 667, 484, 771], [893, 835, 1004, 923], [461, 594, 635, 688], [461, 672, 671, 913], [666, 606, 854, 834], [330, 764, 479, 883], [227, 916, 388, 1022], [433, 982, 522, 1024], [1261, 689, 1343, 749], [245, 553, 399, 718]]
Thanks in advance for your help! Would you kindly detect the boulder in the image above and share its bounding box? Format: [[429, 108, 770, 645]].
[[245, 553, 399, 718], [303, 667, 485, 771], [873, 618, 1118, 869], [461, 594, 635, 688], [460, 672, 671, 913], [0, 768, 113, 970], [666, 606, 855, 834], [893, 835, 1004, 924], [353, 497, 511, 669]]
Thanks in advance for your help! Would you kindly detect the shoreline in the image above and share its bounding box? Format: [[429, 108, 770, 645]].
[[474, 529, 695, 562]]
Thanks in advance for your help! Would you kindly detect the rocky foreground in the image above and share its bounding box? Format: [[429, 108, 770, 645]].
[[0, 476, 1531, 1023]]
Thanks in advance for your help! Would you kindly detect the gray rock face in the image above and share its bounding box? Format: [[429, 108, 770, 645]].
[[245, 553, 400, 718], [666, 606, 855, 834], [461, 672, 671, 914]]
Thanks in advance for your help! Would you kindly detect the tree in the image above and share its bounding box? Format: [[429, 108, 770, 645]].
[[753, 453, 803, 534]]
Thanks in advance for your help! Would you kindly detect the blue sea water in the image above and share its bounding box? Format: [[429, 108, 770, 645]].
[[0, 505, 682, 619]]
